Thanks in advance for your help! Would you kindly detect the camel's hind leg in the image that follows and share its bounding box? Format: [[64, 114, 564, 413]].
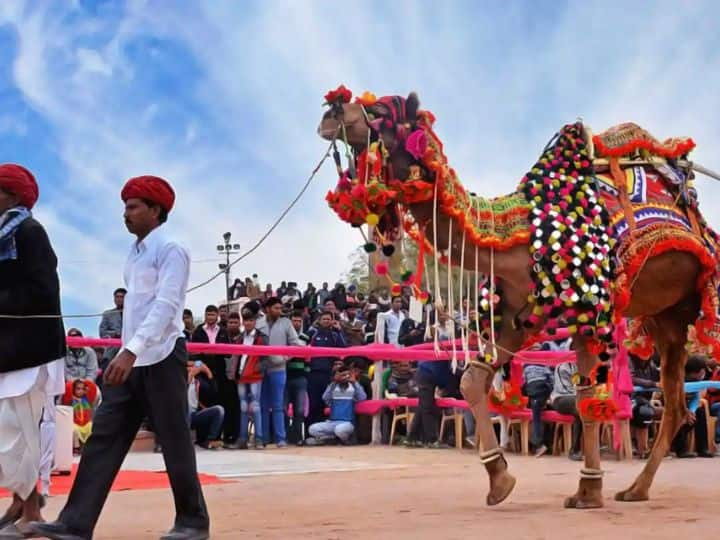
[[564, 340, 604, 509], [461, 319, 524, 506], [615, 303, 695, 502]]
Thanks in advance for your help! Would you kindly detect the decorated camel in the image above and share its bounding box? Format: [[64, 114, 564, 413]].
[[317, 86, 720, 509]]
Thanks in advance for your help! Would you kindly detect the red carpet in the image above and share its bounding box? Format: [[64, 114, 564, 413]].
[[0, 465, 229, 498]]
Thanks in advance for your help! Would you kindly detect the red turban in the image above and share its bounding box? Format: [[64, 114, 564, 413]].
[[0, 164, 39, 209], [121, 175, 175, 212]]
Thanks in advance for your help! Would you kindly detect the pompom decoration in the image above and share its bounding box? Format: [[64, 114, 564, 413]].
[[354, 91, 377, 106], [391, 283, 402, 296], [401, 270, 414, 283], [363, 242, 377, 253], [517, 122, 617, 357], [375, 262, 389, 276], [324, 85, 352, 105], [419, 291, 430, 303], [488, 382, 528, 414], [579, 397, 618, 422], [365, 213, 380, 226], [405, 129, 428, 160], [382, 244, 395, 257]]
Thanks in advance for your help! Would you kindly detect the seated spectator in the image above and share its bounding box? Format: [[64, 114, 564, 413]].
[[522, 362, 554, 457], [307, 311, 347, 425], [629, 352, 662, 458], [386, 362, 417, 398], [64, 329, 99, 382], [187, 360, 224, 450], [305, 365, 367, 445], [706, 357, 720, 453], [549, 361, 582, 461], [229, 304, 268, 449], [671, 354, 713, 458], [61, 379, 99, 454]]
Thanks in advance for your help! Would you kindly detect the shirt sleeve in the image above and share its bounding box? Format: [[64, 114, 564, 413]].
[[285, 322, 303, 346], [354, 382, 367, 402], [125, 243, 189, 358]]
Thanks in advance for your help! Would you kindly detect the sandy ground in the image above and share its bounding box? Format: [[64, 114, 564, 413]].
[[35, 447, 719, 539]]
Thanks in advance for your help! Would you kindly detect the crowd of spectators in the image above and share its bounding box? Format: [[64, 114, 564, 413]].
[[61, 277, 720, 459]]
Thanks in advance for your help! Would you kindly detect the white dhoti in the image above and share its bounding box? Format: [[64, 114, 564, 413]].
[[0, 360, 65, 500]]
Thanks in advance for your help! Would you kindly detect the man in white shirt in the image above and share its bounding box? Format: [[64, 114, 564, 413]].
[[375, 296, 406, 346], [33, 176, 209, 540], [0, 164, 66, 538]]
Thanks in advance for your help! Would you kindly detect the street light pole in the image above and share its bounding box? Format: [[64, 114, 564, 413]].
[[216, 231, 241, 308]]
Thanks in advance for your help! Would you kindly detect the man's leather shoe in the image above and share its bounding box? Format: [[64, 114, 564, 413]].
[[160, 526, 209, 540], [27, 520, 88, 540]]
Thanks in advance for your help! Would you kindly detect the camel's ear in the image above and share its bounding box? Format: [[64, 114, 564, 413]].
[[406, 92, 420, 123]]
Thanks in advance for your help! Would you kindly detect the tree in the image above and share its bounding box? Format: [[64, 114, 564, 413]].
[[340, 245, 369, 292]]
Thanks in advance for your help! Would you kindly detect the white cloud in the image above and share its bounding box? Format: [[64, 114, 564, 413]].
[[0, 0, 719, 334], [75, 47, 112, 76]]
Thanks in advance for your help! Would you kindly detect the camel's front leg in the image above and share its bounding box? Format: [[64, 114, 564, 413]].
[[461, 361, 516, 506], [564, 343, 604, 509]]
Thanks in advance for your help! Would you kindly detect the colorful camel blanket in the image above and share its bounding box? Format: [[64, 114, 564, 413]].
[[592, 124, 720, 358]]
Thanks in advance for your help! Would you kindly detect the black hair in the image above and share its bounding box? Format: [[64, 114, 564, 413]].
[[324, 298, 336, 305], [291, 310, 304, 319], [319, 310, 334, 319], [391, 295, 404, 303], [265, 297, 282, 309], [183, 308, 193, 317], [113, 288, 127, 296], [228, 311, 241, 320], [205, 304, 219, 313], [686, 354, 708, 374], [141, 198, 168, 224]]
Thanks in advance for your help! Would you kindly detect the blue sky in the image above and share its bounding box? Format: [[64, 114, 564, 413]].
[[1, 0, 719, 335]]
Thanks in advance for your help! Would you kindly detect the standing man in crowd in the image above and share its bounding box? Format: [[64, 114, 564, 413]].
[[98, 288, 125, 382], [287, 311, 311, 445], [182, 308, 195, 341], [375, 296, 406, 345], [317, 282, 331, 307], [262, 297, 303, 448], [33, 175, 209, 540], [192, 305, 237, 447], [0, 164, 66, 537]]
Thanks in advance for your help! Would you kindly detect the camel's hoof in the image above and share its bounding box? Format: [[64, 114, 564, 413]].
[[563, 493, 604, 509], [614, 487, 649, 502], [486, 472, 516, 506]]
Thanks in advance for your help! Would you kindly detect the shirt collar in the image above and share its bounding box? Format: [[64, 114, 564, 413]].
[[133, 225, 164, 254]]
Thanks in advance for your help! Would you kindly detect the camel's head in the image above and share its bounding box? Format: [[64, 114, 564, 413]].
[[318, 88, 421, 154], [320, 86, 431, 243]]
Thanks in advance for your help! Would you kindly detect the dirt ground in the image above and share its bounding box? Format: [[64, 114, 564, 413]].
[[37, 447, 719, 539]]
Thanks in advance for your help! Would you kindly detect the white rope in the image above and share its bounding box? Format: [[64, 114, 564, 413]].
[[458, 226, 469, 370], [488, 206, 498, 363], [432, 181, 442, 354], [424, 251, 433, 342], [464, 264, 471, 366], [473, 197, 484, 358], [447, 217, 457, 371]]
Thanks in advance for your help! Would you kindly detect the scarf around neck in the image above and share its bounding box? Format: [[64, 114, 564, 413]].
[[0, 206, 31, 261]]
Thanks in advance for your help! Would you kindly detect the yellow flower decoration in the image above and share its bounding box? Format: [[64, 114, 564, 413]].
[[355, 91, 377, 106]]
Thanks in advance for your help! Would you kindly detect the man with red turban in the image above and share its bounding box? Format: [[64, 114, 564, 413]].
[[34, 175, 210, 540], [0, 163, 66, 537]]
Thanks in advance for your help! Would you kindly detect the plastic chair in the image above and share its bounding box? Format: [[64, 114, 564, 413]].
[[437, 397, 469, 449], [388, 396, 418, 445]]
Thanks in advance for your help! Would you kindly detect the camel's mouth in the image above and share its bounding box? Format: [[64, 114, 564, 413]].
[[318, 118, 340, 140]]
